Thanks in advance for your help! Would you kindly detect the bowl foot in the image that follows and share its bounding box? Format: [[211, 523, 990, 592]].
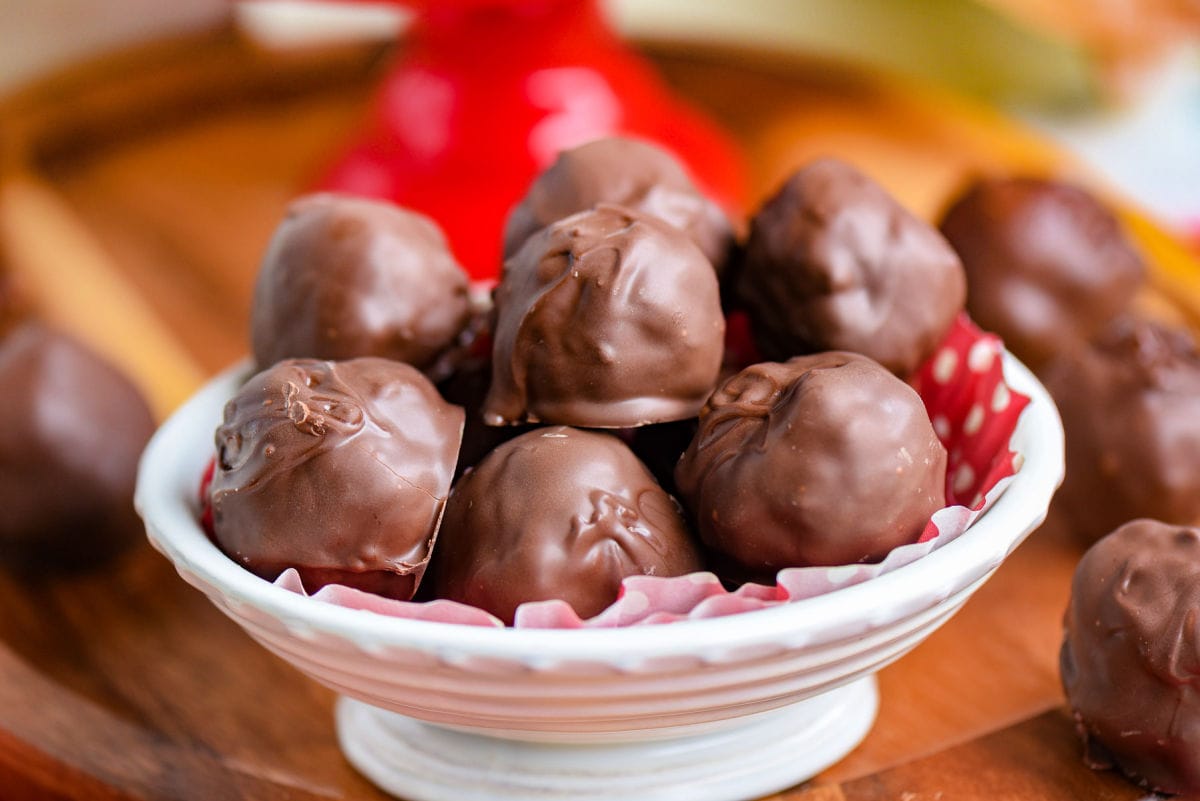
[[336, 675, 878, 801]]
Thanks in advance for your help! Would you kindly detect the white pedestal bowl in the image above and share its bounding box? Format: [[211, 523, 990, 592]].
[[136, 353, 1063, 801]]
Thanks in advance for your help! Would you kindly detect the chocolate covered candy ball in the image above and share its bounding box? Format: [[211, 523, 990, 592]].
[[1061, 519, 1200, 795], [251, 194, 471, 373], [210, 358, 464, 599], [485, 204, 725, 428], [939, 176, 1145, 370], [0, 322, 155, 570], [675, 352, 946, 578], [503, 136, 734, 273], [432, 426, 702, 624], [1042, 316, 1200, 543], [735, 159, 965, 376]]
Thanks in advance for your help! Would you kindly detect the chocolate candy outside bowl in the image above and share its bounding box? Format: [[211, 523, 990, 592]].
[[135, 351, 1062, 801]]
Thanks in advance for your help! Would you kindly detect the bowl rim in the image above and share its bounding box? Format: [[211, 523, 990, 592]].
[[135, 352, 1063, 661]]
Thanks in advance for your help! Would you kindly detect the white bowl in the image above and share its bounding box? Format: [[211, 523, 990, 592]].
[[136, 353, 1063, 801]]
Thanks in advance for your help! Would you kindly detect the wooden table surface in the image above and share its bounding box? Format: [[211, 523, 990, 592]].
[[0, 23, 1189, 800]]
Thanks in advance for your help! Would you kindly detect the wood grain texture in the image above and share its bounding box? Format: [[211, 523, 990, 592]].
[[796, 709, 1145, 801], [1, 22, 1192, 801], [0, 541, 391, 801]]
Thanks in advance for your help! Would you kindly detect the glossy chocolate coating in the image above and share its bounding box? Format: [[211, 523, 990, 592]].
[[251, 194, 471, 373], [1061, 519, 1200, 794], [485, 204, 725, 428], [503, 137, 734, 273], [210, 358, 464, 599], [675, 352, 946, 577], [1042, 316, 1200, 543], [0, 322, 155, 570], [735, 159, 965, 376], [432, 426, 702, 624], [939, 176, 1145, 370]]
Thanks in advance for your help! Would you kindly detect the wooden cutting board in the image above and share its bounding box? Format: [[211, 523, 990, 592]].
[[0, 22, 1191, 800]]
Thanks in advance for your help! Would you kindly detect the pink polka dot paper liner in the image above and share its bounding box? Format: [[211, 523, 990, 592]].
[[271, 313, 1029, 629]]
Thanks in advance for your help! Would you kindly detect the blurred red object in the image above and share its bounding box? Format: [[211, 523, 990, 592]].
[[316, 0, 745, 281]]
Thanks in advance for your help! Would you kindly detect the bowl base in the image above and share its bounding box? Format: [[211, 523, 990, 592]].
[[336, 675, 878, 801]]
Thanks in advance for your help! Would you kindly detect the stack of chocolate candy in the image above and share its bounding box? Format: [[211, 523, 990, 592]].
[[939, 177, 1200, 791], [940, 176, 1200, 543], [209, 138, 969, 625]]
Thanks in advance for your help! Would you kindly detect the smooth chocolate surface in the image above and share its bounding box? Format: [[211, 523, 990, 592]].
[[485, 204, 725, 428], [210, 358, 464, 600], [675, 351, 946, 577], [503, 136, 734, 273], [1042, 316, 1200, 543], [251, 193, 471, 374], [1061, 519, 1200, 795], [432, 426, 702, 624], [939, 176, 1145, 370], [736, 158, 965, 376], [0, 322, 155, 570]]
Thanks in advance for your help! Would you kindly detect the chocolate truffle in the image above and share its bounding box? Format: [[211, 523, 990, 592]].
[[251, 194, 471, 373], [0, 322, 155, 570], [503, 136, 734, 273], [210, 357, 464, 599], [432, 426, 702, 624], [735, 158, 966, 377], [1042, 316, 1200, 543], [939, 176, 1145, 370], [485, 204, 725, 428], [675, 352, 946, 577], [1061, 519, 1200, 795]]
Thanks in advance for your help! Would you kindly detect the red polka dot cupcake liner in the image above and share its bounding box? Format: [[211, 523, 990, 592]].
[[271, 313, 1029, 628]]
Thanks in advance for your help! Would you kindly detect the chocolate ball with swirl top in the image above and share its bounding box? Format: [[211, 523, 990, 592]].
[[1042, 316, 1200, 543], [939, 176, 1145, 371], [209, 358, 464, 600], [1061, 519, 1200, 795], [675, 352, 946, 579], [503, 137, 734, 274], [251, 194, 472, 375], [735, 159, 966, 377], [431, 426, 702, 625], [0, 322, 155, 570], [485, 204, 725, 428]]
